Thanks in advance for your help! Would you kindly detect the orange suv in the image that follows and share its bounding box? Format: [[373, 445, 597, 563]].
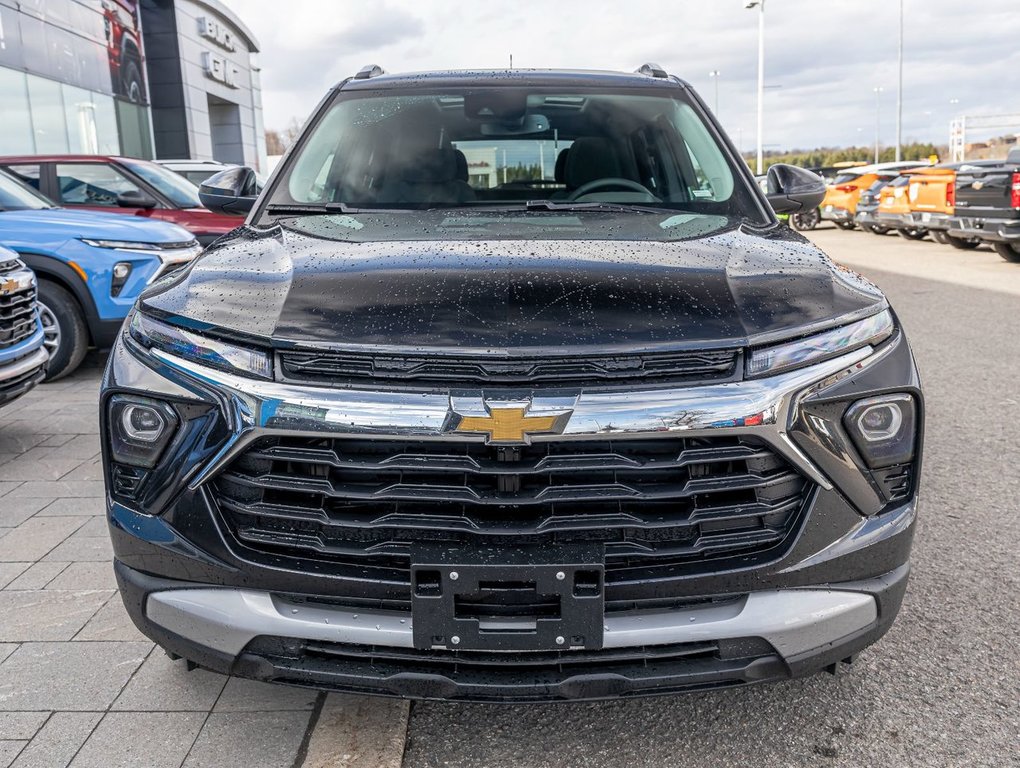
[[906, 162, 1001, 248], [875, 173, 929, 240], [821, 162, 928, 230]]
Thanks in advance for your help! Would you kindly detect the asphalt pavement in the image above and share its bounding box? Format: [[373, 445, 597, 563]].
[[402, 228, 1020, 768]]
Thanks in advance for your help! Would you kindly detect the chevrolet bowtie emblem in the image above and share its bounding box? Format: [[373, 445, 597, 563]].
[[453, 405, 570, 444], [0, 279, 18, 296]]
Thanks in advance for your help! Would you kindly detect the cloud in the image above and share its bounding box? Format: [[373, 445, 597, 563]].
[[331, 6, 424, 53], [230, 0, 1020, 150]]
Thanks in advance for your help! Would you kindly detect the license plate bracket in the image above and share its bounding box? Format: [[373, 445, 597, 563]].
[[411, 547, 604, 651]]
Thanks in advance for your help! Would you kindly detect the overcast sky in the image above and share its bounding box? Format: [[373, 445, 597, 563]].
[[231, 0, 1020, 152]]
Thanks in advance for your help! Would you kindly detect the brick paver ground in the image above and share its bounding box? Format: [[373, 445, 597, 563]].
[[0, 354, 407, 768]]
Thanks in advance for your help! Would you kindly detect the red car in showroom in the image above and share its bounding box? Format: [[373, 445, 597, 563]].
[[0, 156, 239, 246]]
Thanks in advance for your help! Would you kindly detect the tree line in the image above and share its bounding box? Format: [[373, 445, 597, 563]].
[[747, 142, 947, 171]]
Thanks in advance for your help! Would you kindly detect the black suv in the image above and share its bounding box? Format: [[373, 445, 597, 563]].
[[101, 65, 923, 702]]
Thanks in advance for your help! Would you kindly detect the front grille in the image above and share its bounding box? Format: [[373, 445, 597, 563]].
[[277, 348, 738, 389], [214, 434, 811, 590], [0, 263, 37, 350]]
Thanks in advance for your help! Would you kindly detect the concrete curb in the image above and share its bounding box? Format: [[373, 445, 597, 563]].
[[300, 693, 409, 768]]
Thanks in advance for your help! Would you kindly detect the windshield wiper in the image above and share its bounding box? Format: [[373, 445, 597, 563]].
[[265, 202, 363, 215], [524, 200, 665, 214]]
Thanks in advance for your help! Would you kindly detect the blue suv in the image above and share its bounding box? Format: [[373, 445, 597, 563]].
[[0, 170, 201, 379], [0, 247, 47, 406]]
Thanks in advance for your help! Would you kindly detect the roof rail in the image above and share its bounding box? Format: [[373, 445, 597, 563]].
[[635, 62, 668, 79], [354, 64, 387, 80]]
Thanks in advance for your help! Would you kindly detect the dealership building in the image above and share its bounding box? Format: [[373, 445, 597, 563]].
[[0, 0, 265, 170]]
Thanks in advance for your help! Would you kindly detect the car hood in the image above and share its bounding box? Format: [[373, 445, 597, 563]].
[[0, 208, 195, 244], [139, 224, 887, 353]]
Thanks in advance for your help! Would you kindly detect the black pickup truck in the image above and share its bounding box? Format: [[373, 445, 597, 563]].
[[948, 147, 1020, 262]]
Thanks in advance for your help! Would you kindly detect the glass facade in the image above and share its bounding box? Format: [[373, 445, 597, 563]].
[[0, 0, 152, 157]]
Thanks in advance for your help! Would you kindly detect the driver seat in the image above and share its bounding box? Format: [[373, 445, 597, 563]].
[[563, 137, 623, 195]]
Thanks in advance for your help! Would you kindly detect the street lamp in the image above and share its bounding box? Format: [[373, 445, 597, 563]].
[[873, 87, 884, 164], [895, 0, 903, 161], [708, 70, 721, 116], [745, 0, 765, 174]]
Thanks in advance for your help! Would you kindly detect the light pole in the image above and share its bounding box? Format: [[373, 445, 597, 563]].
[[873, 87, 884, 163], [708, 70, 721, 116], [895, 0, 903, 161], [745, 0, 765, 174]]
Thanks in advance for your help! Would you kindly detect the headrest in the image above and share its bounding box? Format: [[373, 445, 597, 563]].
[[454, 149, 469, 182], [400, 148, 458, 183], [554, 148, 571, 183], [564, 137, 622, 189]]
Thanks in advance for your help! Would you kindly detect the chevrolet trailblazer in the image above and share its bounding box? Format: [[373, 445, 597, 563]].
[[101, 64, 923, 702]]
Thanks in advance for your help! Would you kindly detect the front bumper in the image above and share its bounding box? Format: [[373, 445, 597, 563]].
[[948, 215, 1020, 243], [102, 323, 923, 701], [115, 559, 909, 701], [0, 343, 48, 406]]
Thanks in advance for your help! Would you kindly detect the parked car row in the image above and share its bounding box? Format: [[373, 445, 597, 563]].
[[817, 149, 1020, 261], [0, 154, 251, 408]]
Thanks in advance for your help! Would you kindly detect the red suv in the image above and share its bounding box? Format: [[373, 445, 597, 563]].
[[0, 156, 240, 245]]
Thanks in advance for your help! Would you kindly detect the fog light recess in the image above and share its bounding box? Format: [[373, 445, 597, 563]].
[[108, 395, 179, 468], [843, 393, 916, 469]]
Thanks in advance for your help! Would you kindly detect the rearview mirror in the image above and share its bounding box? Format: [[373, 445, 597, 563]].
[[199, 166, 259, 216], [479, 114, 550, 137], [765, 164, 826, 214], [117, 189, 157, 209]]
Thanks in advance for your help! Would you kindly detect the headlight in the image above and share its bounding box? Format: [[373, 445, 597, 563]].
[[81, 238, 169, 253], [80, 238, 203, 262], [746, 309, 894, 378], [129, 312, 273, 379]]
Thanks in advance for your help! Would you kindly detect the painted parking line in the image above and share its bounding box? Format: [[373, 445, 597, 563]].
[[300, 693, 409, 768]]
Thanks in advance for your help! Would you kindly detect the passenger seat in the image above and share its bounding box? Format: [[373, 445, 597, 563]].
[[381, 147, 476, 204]]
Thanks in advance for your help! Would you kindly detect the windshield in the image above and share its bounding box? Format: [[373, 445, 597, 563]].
[[121, 159, 203, 208], [0, 171, 52, 211], [264, 86, 763, 233]]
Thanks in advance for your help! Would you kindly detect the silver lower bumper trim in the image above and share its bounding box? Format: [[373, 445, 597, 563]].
[[146, 587, 877, 660], [0, 345, 48, 383]]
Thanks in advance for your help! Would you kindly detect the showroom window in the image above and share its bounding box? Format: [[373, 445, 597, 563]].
[[28, 76, 70, 154], [0, 69, 35, 155], [56, 163, 143, 207]]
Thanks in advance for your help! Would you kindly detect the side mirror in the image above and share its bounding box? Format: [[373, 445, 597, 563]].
[[117, 189, 158, 209], [199, 166, 259, 216], [765, 164, 826, 214]]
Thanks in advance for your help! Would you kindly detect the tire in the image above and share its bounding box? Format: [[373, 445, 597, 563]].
[[835, 221, 856, 231], [37, 281, 89, 381], [122, 58, 144, 104], [897, 228, 928, 241], [931, 230, 949, 244], [993, 242, 1020, 263], [946, 235, 981, 250], [864, 224, 891, 235], [790, 208, 820, 231]]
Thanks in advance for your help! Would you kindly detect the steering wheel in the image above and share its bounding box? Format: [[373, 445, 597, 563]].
[[567, 177, 661, 202]]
